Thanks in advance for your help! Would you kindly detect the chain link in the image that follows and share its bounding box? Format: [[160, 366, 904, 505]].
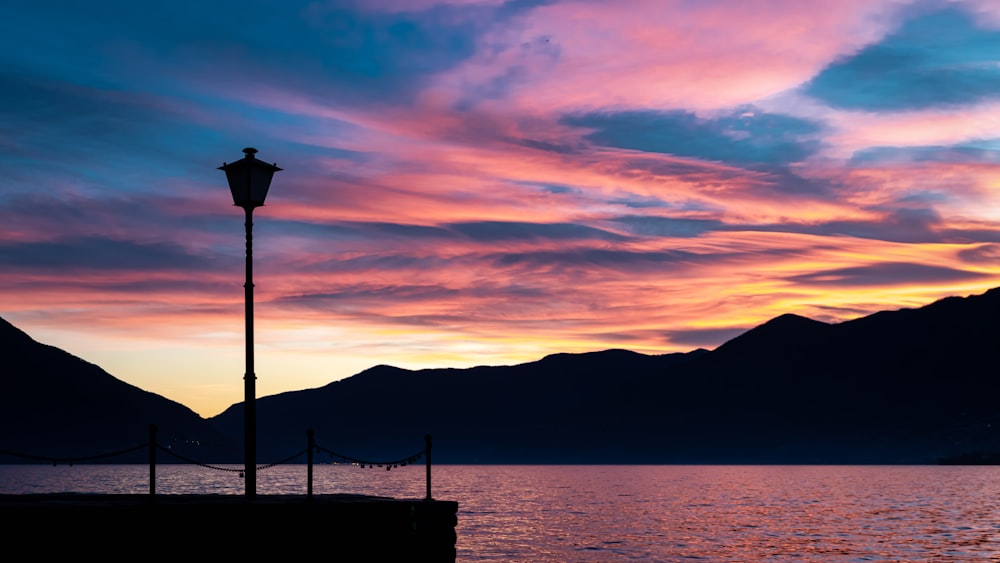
[[255, 449, 309, 471], [157, 444, 310, 473], [0, 443, 149, 465], [0, 442, 424, 474], [314, 444, 424, 469], [156, 444, 244, 472]]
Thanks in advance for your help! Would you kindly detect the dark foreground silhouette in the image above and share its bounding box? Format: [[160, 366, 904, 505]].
[[2, 286, 999, 465], [0, 493, 458, 560]]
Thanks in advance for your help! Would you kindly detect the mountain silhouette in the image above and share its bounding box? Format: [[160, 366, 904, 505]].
[[208, 348, 707, 464], [0, 317, 235, 463], [2, 287, 999, 464]]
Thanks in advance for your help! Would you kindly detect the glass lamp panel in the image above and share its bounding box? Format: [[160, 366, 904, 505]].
[[249, 164, 275, 206]]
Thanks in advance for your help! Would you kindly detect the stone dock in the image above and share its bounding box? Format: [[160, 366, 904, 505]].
[[0, 493, 459, 560]]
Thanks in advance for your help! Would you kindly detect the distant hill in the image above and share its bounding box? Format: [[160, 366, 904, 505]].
[[3, 286, 999, 464], [209, 287, 1000, 464], [0, 317, 236, 463], [585, 287, 1000, 464], [208, 348, 708, 464]]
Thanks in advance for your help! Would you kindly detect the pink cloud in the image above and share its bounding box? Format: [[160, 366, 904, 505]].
[[820, 101, 1000, 159], [426, 0, 902, 113]]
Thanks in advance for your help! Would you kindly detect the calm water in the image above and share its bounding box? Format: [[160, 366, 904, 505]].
[[1, 464, 998, 561]]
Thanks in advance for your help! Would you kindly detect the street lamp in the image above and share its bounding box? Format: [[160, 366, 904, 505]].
[[219, 147, 282, 499]]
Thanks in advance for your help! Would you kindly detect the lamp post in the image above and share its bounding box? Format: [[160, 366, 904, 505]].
[[219, 147, 282, 499]]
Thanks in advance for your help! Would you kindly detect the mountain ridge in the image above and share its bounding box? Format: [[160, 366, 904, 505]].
[[0, 317, 238, 462], [2, 286, 999, 464]]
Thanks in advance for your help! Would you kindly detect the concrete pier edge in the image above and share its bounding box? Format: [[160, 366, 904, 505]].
[[0, 493, 459, 560]]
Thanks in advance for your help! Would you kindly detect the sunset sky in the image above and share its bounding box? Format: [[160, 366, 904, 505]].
[[3, 0, 1000, 418]]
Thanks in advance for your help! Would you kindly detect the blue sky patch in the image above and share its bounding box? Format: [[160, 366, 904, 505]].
[[562, 107, 822, 166], [804, 7, 1000, 110]]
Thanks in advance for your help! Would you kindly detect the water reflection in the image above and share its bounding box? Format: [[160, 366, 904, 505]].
[[2, 464, 999, 561], [434, 465, 1000, 561]]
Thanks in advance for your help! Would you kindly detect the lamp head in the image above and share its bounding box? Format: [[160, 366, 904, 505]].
[[219, 147, 282, 209]]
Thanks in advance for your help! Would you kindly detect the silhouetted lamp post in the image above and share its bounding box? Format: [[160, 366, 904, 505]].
[[219, 147, 282, 499]]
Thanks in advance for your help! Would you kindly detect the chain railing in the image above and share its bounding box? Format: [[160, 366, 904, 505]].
[[0, 443, 149, 465], [0, 424, 434, 500]]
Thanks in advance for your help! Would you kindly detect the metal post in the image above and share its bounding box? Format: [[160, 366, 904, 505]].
[[307, 429, 315, 500], [425, 434, 433, 501], [149, 424, 156, 496], [221, 148, 279, 499], [244, 206, 256, 499]]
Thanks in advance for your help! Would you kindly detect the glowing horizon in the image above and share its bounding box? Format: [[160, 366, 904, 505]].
[[2, 0, 999, 418]]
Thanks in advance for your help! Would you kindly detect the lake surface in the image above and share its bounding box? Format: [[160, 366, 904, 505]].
[[1, 464, 998, 561]]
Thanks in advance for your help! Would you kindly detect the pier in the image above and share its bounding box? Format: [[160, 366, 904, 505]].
[[0, 492, 458, 560], [0, 429, 458, 560]]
